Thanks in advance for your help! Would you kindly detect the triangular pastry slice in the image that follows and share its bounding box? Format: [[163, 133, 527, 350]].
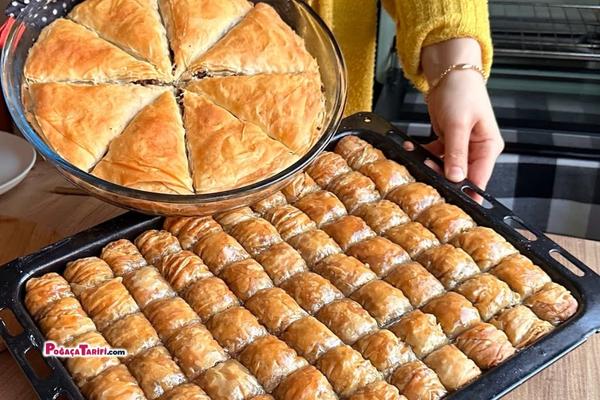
[[92, 92, 193, 194], [187, 73, 325, 154], [24, 19, 162, 83], [69, 0, 173, 81], [24, 83, 166, 171], [159, 0, 252, 79], [186, 3, 318, 78], [183, 90, 299, 193]]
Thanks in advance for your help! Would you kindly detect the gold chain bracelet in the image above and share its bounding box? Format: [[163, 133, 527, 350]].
[[425, 63, 486, 102]]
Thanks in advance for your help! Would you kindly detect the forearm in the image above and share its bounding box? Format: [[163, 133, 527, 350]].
[[421, 38, 482, 85], [382, 0, 493, 92]]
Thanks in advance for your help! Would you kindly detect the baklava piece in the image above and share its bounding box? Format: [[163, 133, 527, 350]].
[[101, 239, 148, 277], [135, 230, 182, 267], [316, 299, 378, 345], [322, 215, 377, 251], [102, 312, 160, 361], [82, 365, 146, 400], [390, 310, 448, 358], [127, 346, 187, 399], [359, 159, 414, 197], [163, 217, 194, 237], [327, 171, 381, 213], [220, 259, 273, 301], [490, 305, 554, 348], [279, 271, 344, 314], [385, 222, 440, 259], [184, 276, 239, 322], [64, 257, 114, 295], [239, 335, 308, 392], [214, 207, 256, 231], [416, 203, 476, 243], [281, 316, 343, 364], [523, 282, 577, 325], [294, 190, 347, 227], [353, 329, 416, 377], [228, 218, 282, 256], [316, 345, 381, 398], [167, 217, 222, 251], [386, 182, 443, 220], [244, 288, 307, 335], [160, 384, 210, 400], [207, 306, 268, 355], [287, 229, 342, 267], [417, 244, 480, 289], [166, 321, 228, 379], [353, 200, 410, 236], [348, 380, 406, 400], [347, 236, 410, 278], [385, 262, 445, 308], [273, 365, 337, 400], [78, 278, 140, 331], [350, 280, 412, 327], [281, 172, 320, 204], [266, 205, 317, 241], [38, 297, 96, 345], [25, 273, 74, 320], [159, 250, 212, 293], [422, 292, 481, 338], [65, 331, 120, 387], [254, 242, 308, 285], [455, 322, 515, 369], [335, 135, 386, 170], [196, 360, 264, 400], [193, 231, 250, 275], [451, 227, 518, 271], [390, 361, 447, 400], [252, 192, 288, 216], [313, 254, 377, 296], [457, 273, 521, 320], [306, 152, 352, 188], [144, 296, 199, 342], [423, 344, 481, 391], [491, 254, 551, 298], [122, 266, 176, 309]]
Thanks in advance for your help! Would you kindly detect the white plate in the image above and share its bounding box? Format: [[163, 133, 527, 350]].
[[0, 131, 36, 195]]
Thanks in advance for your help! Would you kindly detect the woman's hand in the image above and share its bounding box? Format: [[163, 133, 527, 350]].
[[421, 38, 504, 190]]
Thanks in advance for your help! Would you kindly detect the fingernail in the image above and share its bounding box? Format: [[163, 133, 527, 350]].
[[447, 166, 465, 182]]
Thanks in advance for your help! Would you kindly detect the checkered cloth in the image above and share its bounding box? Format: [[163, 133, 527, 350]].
[[5, 0, 77, 27], [395, 120, 600, 241]]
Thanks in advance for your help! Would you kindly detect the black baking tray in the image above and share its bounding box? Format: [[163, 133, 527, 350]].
[[1, 112, 599, 400]]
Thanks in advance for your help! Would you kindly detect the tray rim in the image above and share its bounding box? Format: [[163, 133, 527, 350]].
[[0, 112, 599, 400]]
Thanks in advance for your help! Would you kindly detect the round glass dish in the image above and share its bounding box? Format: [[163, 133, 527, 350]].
[[1, 0, 347, 216]]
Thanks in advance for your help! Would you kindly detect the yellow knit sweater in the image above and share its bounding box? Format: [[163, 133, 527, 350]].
[[306, 0, 493, 116]]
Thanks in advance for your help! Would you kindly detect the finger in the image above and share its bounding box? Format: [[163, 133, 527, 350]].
[[443, 121, 472, 182], [424, 158, 443, 175], [468, 125, 504, 190], [403, 140, 416, 152], [462, 186, 484, 204]]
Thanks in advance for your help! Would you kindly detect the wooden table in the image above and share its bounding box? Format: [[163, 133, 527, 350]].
[[1, 160, 599, 400]]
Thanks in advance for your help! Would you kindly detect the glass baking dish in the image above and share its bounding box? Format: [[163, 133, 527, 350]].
[[1, 0, 347, 216]]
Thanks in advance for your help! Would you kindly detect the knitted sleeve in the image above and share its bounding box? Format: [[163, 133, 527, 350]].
[[382, 0, 493, 92]]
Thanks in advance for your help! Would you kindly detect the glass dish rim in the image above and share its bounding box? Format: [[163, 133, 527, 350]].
[[1, 0, 347, 205]]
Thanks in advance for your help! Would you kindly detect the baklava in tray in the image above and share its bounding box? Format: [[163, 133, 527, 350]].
[[25, 135, 578, 400]]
